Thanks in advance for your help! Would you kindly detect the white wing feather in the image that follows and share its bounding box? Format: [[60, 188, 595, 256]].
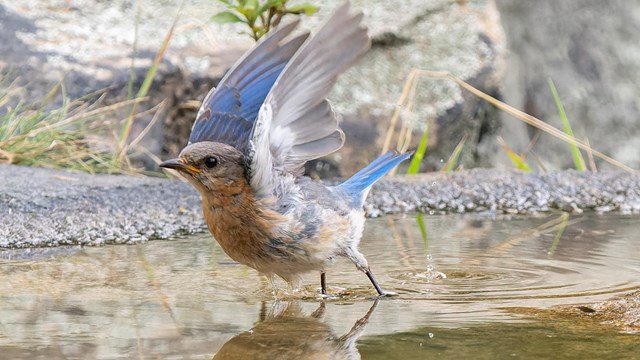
[[249, 2, 370, 198]]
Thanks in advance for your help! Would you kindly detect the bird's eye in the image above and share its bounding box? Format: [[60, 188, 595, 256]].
[[204, 156, 218, 169]]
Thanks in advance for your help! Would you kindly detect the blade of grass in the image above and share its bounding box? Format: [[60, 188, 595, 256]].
[[0, 148, 14, 164], [406, 125, 429, 175], [547, 78, 586, 171], [382, 70, 419, 155], [520, 130, 540, 160], [117, 0, 185, 162], [36, 78, 63, 114], [390, 72, 422, 176], [497, 136, 531, 171], [442, 133, 468, 172], [126, 100, 167, 152], [127, 0, 142, 100], [28, 97, 146, 137]]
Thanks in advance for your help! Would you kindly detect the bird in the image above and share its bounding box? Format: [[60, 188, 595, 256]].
[[159, 2, 413, 296]]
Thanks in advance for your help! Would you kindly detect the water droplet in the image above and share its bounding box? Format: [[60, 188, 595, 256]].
[[426, 254, 433, 261], [428, 332, 434, 338]]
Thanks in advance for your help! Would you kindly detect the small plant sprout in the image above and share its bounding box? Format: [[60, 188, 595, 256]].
[[212, 0, 319, 41]]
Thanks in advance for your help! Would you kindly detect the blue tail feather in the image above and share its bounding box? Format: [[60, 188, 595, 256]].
[[338, 150, 413, 204]]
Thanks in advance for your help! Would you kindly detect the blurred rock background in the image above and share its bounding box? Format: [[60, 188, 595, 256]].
[[1, 0, 638, 176], [495, 0, 640, 171]]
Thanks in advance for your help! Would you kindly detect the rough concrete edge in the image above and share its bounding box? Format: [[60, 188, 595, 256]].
[[2, 165, 640, 250]]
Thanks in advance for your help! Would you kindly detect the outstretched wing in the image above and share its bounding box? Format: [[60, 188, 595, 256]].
[[249, 2, 370, 197], [188, 20, 309, 152]]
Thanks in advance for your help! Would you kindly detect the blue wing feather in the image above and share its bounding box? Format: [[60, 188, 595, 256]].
[[191, 111, 253, 150], [189, 21, 309, 149]]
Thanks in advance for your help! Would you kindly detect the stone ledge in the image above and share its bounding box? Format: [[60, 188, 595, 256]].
[[1, 164, 639, 248]]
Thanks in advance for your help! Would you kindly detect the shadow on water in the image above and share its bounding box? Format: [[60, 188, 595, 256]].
[[0, 213, 639, 358]]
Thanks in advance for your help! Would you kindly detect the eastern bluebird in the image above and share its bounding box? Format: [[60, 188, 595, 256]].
[[160, 2, 412, 296]]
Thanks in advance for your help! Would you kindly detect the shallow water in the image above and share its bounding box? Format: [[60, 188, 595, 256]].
[[0, 213, 639, 359]]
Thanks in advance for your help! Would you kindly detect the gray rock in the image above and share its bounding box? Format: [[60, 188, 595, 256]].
[[2, 164, 639, 248], [327, 0, 505, 175], [496, 0, 640, 171], [1, 0, 505, 174]]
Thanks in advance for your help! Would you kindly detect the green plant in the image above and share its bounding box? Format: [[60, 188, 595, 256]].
[[547, 78, 586, 171], [212, 0, 319, 41]]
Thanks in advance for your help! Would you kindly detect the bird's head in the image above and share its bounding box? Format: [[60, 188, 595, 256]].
[[159, 142, 247, 196]]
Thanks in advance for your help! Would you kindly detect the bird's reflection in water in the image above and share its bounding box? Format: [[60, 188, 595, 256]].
[[213, 300, 378, 360]]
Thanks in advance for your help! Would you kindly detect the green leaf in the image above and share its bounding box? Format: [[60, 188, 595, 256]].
[[236, 4, 257, 23], [258, 0, 285, 13], [211, 11, 245, 23], [244, 0, 259, 13], [286, 3, 319, 15]]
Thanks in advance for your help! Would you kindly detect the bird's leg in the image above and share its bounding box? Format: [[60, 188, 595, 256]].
[[364, 269, 385, 296], [320, 272, 327, 295], [346, 248, 393, 296]]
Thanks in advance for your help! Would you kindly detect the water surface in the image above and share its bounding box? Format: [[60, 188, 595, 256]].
[[0, 213, 638, 359]]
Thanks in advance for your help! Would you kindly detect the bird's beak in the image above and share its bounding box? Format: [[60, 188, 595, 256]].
[[159, 158, 202, 174]]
